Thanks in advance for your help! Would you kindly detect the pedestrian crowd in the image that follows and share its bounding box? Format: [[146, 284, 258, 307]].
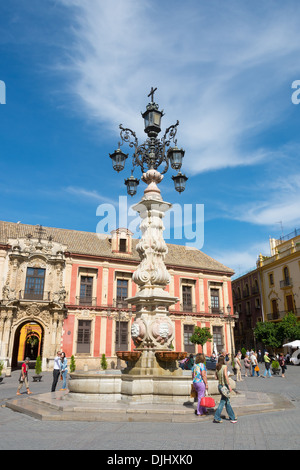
[[232, 349, 288, 380], [189, 347, 289, 425], [16, 350, 68, 396]]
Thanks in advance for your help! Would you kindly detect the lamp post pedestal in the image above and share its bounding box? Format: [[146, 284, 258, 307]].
[[125, 179, 181, 375]]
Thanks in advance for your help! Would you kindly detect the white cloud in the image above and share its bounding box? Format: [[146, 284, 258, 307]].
[[56, 0, 300, 175], [65, 186, 116, 205], [211, 239, 271, 279], [226, 167, 300, 229]]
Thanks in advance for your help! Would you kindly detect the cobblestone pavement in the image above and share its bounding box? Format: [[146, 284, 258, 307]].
[[0, 365, 300, 450]]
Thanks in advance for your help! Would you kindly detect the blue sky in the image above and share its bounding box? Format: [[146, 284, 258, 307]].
[[1, 0, 300, 277]]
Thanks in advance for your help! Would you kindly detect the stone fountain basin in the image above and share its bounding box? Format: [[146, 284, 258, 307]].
[[155, 351, 187, 362], [116, 351, 142, 362]]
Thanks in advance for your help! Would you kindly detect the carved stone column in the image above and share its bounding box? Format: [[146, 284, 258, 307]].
[[126, 170, 179, 374]]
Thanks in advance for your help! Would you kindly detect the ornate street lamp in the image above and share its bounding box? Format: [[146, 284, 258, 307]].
[[108, 88, 187, 374], [109, 87, 188, 195]]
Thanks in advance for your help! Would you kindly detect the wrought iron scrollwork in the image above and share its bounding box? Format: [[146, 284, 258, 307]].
[[119, 119, 179, 174]]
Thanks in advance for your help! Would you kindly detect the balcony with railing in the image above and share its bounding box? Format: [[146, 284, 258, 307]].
[[267, 308, 300, 321], [19, 290, 51, 301], [69, 297, 132, 309], [209, 306, 225, 315], [280, 278, 293, 288], [180, 303, 197, 313], [75, 296, 97, 306]]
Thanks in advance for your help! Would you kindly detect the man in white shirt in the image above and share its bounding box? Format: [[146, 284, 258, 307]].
[[51, 351, 61, 392]]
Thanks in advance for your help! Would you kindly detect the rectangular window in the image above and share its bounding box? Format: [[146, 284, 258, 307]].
[[182, 285, 192, 311], [116, 279, 128, 307], [115, 321, 129, 352], [184, 324, 195, 354], [24, 268, 45, 300], [271, 299, 278, 320], [119, 239, 127, 252], [77, 320, 91, 353], [213, 326, 224, 352], [211, 289, 220, 313], [79, 276, 93, 305]]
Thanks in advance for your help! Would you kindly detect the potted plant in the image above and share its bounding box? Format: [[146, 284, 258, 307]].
[[271, 360, 280, 375], [0, 360, 4, 383], [190, 326, 213, 351], [32, 355, 43, 382], [101, 353, 108, 370], [70, 355, 76, 373]]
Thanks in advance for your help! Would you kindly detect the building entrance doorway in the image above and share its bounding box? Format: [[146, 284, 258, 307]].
[[11, 321, 44, 369]]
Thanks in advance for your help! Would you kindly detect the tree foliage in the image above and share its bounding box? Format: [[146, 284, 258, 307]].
[[254, 321, 281, 349], [254, 312, 300, 350], [190, 326, 212, 347], [277, 312, 300, 343]]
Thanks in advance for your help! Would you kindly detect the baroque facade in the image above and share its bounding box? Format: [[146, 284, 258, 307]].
[[0, 221, 235, 374], [232, 228, 300, 350], [257, 230, 300, 322]]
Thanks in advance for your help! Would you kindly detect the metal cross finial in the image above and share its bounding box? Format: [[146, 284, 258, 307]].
[[148, 87, 157, 102], [35, 224, 46, 243]]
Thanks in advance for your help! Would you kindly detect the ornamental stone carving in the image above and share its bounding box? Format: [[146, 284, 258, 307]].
[[131, 318, 146, 345], [150, 316, 174, 346]]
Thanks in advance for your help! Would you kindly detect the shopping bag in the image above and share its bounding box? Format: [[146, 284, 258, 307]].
[[190, 384, 197, 398], [200, 394, 215, 408]]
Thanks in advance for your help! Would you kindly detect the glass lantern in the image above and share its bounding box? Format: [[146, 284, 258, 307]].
[[142, 103, 164, 136], [125, 175, 139, 196], [168, 146, 185, 170], [172, 171, 188, 193], [109, 148, 128, 172]]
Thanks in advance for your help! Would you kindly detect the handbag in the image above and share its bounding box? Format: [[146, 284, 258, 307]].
[[220, 385, 230, 397], [200, 391, 215, 408], [190, 384, 197, 398], [255, 365, 260, 372], [218, 365, 230, 397]]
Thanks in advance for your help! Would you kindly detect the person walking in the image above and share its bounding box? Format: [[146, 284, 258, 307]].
[[51, 351, 61, 392], [234, 353, 243, 382], [244, 355, 251, 377], [262, 351, 272, 378], [59, 351, 68, 390], [213, 356, 237, 423], [16, 357, 33, 395], [192, 353, 209, 417], [250, 352, 260, 377], [279, 353, 286, 378], [257, 350, 262, 363]]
